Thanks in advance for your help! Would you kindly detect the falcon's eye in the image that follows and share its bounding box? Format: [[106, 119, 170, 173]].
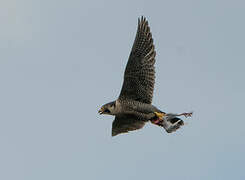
[[104, 109, 111, 113]]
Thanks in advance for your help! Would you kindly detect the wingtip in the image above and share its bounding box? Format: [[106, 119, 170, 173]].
[[138, 16, 149, 32], [139, 16, 147, 22]]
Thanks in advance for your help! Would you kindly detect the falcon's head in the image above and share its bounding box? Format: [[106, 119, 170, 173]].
[[98, 101, 116, 115]]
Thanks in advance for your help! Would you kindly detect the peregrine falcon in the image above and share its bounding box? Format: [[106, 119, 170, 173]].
[[99, 16, 192, 136]]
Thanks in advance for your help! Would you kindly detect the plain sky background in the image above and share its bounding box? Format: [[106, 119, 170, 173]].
[[0, 0, 245, 179]]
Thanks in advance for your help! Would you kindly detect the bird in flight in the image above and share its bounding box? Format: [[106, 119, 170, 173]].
[[99, 16, 192, 136]]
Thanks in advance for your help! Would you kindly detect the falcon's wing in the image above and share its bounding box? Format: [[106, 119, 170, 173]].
[[112, 115, 146, 136], [119, 16, 156, 104]]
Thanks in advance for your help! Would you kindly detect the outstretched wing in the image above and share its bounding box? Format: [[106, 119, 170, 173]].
[[119, 16, 156, 104], [112, 115, 146, 136]]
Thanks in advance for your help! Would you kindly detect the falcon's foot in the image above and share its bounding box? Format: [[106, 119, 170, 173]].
[[150, 112, 166, 125], [154, 112, 165, 119]]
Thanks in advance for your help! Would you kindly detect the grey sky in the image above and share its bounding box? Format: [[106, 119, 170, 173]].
[[0, 0, 244, 179]]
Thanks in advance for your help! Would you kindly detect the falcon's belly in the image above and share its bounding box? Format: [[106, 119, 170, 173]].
[[116, 99, 161, 120]]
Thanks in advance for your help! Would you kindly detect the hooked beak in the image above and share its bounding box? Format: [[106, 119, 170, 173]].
[[98, 107, 104, 115]]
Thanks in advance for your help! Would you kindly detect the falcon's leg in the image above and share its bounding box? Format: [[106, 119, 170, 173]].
[[150, 112, 165, 124]]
